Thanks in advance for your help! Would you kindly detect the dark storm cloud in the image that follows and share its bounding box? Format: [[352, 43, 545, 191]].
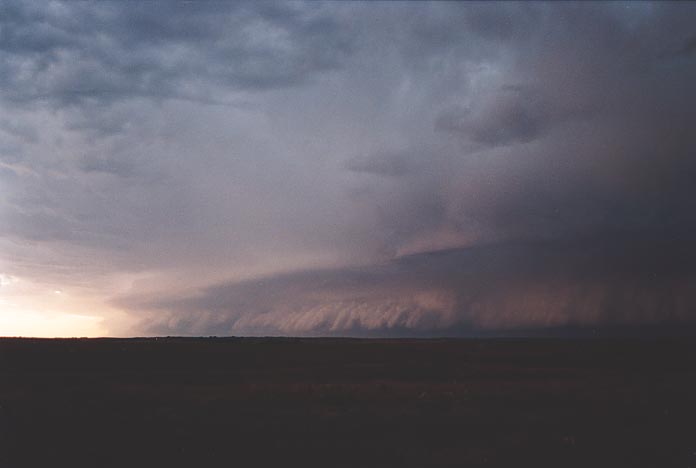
[[670, 34, 696, 58], [122, 233, 696, 336], [3, 2, 696, 336], [344, 1, 696, 255], [0, 1, 352, 108], [433, 86, 590, 148], [436, 101, 542, 147]]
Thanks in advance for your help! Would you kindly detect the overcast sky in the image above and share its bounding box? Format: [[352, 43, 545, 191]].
[[1, 1, 696, 337]]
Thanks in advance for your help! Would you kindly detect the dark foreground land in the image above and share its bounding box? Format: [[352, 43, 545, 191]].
[[1, 338, 695, 467]]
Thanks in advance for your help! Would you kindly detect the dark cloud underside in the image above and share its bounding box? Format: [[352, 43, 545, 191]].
[[122, 234, 696, 336]]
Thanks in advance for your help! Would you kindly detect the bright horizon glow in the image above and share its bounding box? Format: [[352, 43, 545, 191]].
[[0, 307, 107, 337], [0, 274, 109, 337]]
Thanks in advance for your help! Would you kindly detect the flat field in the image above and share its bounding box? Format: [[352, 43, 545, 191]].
[[0, 338, 695, 467]]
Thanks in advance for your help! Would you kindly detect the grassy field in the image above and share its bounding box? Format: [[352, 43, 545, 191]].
[[1, 337, 695, 467]]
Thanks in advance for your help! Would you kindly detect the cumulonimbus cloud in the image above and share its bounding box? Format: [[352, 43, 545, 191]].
[[117, 234, 696, 336], [3, 2, 696, 336]]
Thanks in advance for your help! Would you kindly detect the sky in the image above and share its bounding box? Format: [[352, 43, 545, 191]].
[[1, 1, 696, 337]]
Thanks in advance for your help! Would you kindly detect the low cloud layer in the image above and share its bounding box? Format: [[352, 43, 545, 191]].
[[2, 2, 696, 336], [121, 234, 696, 336]]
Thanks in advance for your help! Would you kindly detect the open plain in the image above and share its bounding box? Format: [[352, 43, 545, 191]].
[[1, 338, 695, 467]]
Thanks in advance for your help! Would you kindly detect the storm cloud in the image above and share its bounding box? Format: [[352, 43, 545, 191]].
[[0, 1, 352, 107], [2, 2, 696, 336], [121, 234, 696, 336]]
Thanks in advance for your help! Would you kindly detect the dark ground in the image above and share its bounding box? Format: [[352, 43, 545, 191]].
[[0, 338, 695, 467]]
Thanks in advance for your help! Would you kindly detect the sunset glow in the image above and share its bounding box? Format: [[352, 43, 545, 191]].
[[0, 307, 105, 338]]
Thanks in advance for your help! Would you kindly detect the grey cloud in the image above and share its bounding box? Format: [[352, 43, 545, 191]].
[[0, 119, 39, 143], [3, 2, 696, 337], [76, 154, 136, 178], [345, 149, 431, 177], [434, 84, 593, 148], [435, 94, 546, 146], [0, 144, 23, 164], [120, 234, 696, 336], [348, 2, 696, 256], [674, 35, 696, 58], [0, 1, 352, 110]]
